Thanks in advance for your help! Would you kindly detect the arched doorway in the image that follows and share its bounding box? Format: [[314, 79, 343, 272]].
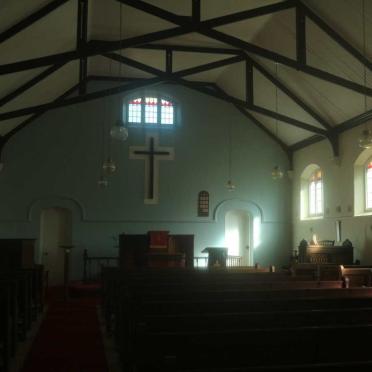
[[225, 209, 252, 266], [39, 207, 72, 286]]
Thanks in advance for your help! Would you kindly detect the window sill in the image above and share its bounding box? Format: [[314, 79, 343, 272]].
[[355, 211, 372, 217], [128, 123, 174, 129], [300, 216, 324, 221]]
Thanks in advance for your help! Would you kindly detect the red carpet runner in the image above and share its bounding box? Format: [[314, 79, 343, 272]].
[[22, 289, 108, 372]]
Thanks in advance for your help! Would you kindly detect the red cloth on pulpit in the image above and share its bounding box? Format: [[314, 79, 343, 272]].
[[149, 230, 169, 250]]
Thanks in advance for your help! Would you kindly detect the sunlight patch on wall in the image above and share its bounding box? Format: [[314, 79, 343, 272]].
[[253, 216, 261, 249]]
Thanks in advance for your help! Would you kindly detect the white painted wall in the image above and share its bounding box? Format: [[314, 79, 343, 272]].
[[292, 124, 372, 264]]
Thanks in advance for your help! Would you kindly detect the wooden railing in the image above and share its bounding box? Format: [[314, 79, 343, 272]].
[[83, 249, 119, 282], [194, 256, 243, 268]]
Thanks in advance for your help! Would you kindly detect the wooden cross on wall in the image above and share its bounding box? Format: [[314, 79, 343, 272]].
[[129, 135, 174, 204]]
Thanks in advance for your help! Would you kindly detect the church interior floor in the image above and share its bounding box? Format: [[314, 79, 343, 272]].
[[20, 287, 109, 372]]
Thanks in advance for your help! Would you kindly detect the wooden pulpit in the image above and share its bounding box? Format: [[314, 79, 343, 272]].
[[202, 247, 228, 268]]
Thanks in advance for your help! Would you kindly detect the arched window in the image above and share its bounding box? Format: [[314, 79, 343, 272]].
[[126, 95, 175, 126], [198, 191, 209, 217], [365, 159, 372, 210], [308, 169, 323, 216], [354, 148, 372, 216], [300, 164, 323, 220]]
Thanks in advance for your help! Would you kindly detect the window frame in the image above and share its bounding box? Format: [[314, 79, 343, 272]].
[[125, 94, 176, 127], [364, 158, 372, 211], [308, 169, 323, 218]]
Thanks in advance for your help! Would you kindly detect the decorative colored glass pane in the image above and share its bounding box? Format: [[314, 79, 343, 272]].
[[161, 99, 174, 124], [145, 97, 158, 123], [126, 96, 175, 125]]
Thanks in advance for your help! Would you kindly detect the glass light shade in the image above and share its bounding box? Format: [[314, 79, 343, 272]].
[[226, 179, 236, 191], [110, 120, 128, 141], [97, 175, 108, 188], [358, 129, 372, 149], [102, 158, 116, 174], [272, 165, 284, 180]]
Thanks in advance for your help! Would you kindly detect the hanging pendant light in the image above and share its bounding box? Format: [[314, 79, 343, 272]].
[[272, 63, 284, 180], [102, 157, 116, 174], [110, 119, 128, 141], [359, 129, 372, 148], [272, 165, 284, 180], [97, 175, 109, 188], [358, 0, 372, 148], [226, 119, 236, 191], [226, 179, 236, 191], [109, 3, 129, 142]]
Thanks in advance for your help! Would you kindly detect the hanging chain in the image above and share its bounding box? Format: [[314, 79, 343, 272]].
[[363, 0, 368, 113], [119, 2, 123, 77], [228, 120, 232, 180], [275, 62, 279, 138]]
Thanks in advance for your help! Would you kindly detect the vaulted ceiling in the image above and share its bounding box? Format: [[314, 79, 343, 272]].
[[1, 0, 371, 163]]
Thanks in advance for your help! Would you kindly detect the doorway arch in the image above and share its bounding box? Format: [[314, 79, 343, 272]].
[[214, 199, 263, 266], [39, 207, 72, 286]]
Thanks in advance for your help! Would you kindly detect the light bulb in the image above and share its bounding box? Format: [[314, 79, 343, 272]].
[[358, 129, 372, 149], [97, 175, 108, 188], [226, 180, 236, 191], [102, 158, 116, 174]]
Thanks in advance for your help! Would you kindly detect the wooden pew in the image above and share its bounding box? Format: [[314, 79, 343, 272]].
[[103, 267, 372, 371], [341, 266, 372, 287], [0, 282, 11, 372], [132, 323, 372, 371], [290, 263, 342, 281]]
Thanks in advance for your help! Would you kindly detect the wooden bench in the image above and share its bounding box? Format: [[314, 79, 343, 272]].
[[0, 266, 45, 372], [341, 266, 372, 287], [103, 267, 372, 371]]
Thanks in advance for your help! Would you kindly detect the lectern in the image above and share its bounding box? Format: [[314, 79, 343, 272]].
[[202, 247, 228, 268]]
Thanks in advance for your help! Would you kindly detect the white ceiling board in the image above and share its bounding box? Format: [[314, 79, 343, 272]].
[[245, 9, 297, 60], [0, 0, 50, 32], [248, 110, 317, 146], [0, 67, 48, 98], [0, 1, 76, 65], [182, 65, 229, 82], [306, 19, 365, 84], [253, 65, 326, 130], [145, 0, 191, 16], [215, 12, 281, 45], [89, 55, 154, 79], [304, 0, 372, 59], [201, 0, 281, 20], [254, 56, 367, 126], [89, 1, 175, 40], [173, 52, 234, 73], [121, 49, 165, 73], [0, 61, 79, 114], [217, 62, 246, 101]]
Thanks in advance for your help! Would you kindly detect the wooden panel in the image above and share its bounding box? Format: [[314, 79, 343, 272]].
[[0, 239, 35, 270], [298, 240, 353, 265], [119, 233, 194, 269]]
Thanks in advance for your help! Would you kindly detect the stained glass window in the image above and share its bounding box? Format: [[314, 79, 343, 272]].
[[309, 170, 323, 216], [161, 99, 174, 124], [365, 161, 372, 209], [145, 97, 158, 123], [126, 96, 175, 125], [128, 98, 142, 123]]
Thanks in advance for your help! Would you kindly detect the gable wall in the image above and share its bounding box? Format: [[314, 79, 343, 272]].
[[0, 82, 291, 278]]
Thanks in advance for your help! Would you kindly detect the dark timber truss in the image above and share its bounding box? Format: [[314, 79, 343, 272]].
[[0, 0, 371, 164]]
